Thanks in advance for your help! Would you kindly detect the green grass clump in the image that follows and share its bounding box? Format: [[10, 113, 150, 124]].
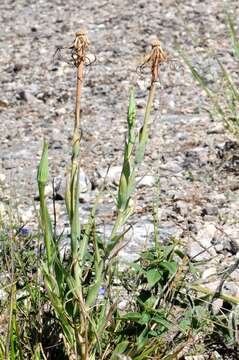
[[182, 14, 239, 138]]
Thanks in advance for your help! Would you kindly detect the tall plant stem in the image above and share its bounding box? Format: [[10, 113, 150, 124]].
[[75, 61, 83, 133], [69, 31, 90, 359], [70, 59, 83, 260], [144, 82, 156, 127]]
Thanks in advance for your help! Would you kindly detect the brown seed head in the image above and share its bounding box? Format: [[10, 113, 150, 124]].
[[72, 30, 90, 67], [151, 39, 161, 48], [140, 37, 167, 83], [75, 29, 87, 37]]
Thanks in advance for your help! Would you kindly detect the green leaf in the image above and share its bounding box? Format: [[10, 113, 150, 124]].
[[137, 327, 149, 350], [152, 316, 172, 330], [161, 261, 177, 274], [146, 268, 162, 288], [122, 312, 142, 321], [37, 141, 49, 186], [128, 87, 136, 128], [178, 319, 191, 333], [162, 244, 175, 258], [110, 341, 129, 359], [227, 13, 239, 61], [138, 312, 150, 325]]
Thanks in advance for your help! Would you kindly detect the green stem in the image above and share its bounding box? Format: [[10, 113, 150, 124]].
[[39, 185, 52, 266]]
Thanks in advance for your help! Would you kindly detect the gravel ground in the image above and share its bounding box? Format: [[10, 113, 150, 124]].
[[1, 0, 239, 294]]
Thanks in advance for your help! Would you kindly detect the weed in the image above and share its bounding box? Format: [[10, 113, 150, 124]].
[[181, 14, 239, 139]]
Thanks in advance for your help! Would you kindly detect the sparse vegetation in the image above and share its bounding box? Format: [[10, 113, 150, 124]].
[[0, 29, 239, 360], [182, 14, 239, 139]]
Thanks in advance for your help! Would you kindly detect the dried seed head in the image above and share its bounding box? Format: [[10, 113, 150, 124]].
[[74, 29, 90, 49], [75, 29, 86, 37], [140, 37, 167, 83], [151, 39, 161, 48], [54, 29, 95, 68]]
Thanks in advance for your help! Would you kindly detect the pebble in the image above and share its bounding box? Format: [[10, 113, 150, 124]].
[[0, 173, 6, 183], [187, 223, 217, 261], [137, 175, 155, 188], [98, 166, 122, 186]]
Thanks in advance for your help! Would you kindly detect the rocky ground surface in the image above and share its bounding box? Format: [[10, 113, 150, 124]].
[[1, 0, 239, 298]]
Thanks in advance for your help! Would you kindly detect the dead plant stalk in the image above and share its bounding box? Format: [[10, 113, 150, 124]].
[[70, 30, 90, 360]]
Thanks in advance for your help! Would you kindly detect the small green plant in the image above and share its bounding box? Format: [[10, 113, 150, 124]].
[[37, 31, 167, 359], [0, 216, 61, 359], [181, 14, 239, 138]]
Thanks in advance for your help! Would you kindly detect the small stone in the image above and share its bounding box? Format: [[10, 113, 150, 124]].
[[211, 299, 223, 314], [187, 223, 217, 261], [0, 173, 6, 183], [215, 243, 224, 252], [174, 200, 189, 217], [16, 90, 28, 102], [137, 175, 155, 188], [56, 107, 66, 115], [19, 208, 34, 223], [201, 205, 218, 217], [0, 203, 6, 218], [160, 160, 182, 173], [202, 267, 217, 279], [0, 100, 8, 108], [223, 282, 239, 297], [207, 123, 224, 134], [99, 166, 122, 186], [0, 288, 7, 302]]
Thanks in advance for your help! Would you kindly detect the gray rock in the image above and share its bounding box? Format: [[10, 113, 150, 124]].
[[79, 169, 91, 193], [98, 166, 122, 186], [137, 175, 155, 188], [160, 161, 182, 174], [187, 223, 217, 261], [0, 173, 6, 183]]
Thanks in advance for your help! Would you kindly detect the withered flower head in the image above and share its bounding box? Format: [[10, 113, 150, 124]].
[[140, 38, 167, 83]]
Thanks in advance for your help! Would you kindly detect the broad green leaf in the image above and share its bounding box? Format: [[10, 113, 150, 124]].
[[161, 261, 177, 274], [152, 316, 172, 330], [146, 268, 162, 288], [110, 341, 129, 359], [162, 244, 175, 258], [137, 327, 149, 350], [138, 312, 150, 325]]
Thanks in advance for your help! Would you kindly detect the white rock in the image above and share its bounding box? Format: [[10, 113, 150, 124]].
[[211, 298, 224, 315], [187, 223, 217, 261], [0, 173, 6, 183], [223, 282, 239, 297], [0, 203, 5, 218], [99, 166, 122, 186], [20, 208, 34, 223], [118, 300, 127, 311], [202, 267, 217, 279], [0, 289, 7, 302], [137, 175, 155, 188], [160, 160, 182, 173]]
